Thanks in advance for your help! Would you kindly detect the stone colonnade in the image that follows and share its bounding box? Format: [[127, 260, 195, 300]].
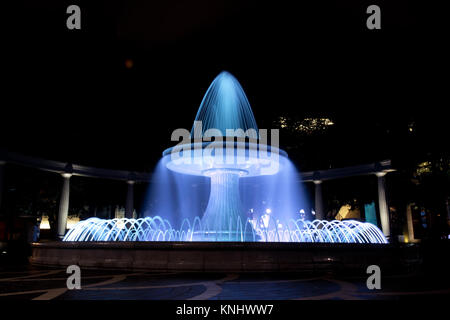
[[0, 151, 395, 239], [311, 171, 392, 238]]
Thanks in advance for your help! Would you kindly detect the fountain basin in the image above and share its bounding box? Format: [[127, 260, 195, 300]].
[[30, 241, 415, 273]]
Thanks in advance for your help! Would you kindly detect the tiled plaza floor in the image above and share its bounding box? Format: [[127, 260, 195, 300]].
[[1, 263, 449, 300]]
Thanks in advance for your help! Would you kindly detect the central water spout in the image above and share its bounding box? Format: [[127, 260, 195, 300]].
[[201, 169, 247, 241], [163, 71, 274, 241]]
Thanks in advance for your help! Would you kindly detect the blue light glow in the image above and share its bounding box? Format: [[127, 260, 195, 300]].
[[191, 71, 258, 137], [63, 217, 388, 243], [63, 71, 387, 244]]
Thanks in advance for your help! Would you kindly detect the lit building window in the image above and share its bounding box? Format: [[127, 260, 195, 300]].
[[414, 161, 432, 177], [275, 116, 334, 135]]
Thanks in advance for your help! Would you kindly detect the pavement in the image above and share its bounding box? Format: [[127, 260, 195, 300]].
[[1, 262, 450, 300]]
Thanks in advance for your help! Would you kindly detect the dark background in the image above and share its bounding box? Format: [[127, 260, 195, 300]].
[[3, 0, 448, 172]]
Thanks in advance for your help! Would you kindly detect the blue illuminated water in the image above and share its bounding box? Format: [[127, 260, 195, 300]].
[[64, 71, 387, 243], [191, 71, 258, 138]]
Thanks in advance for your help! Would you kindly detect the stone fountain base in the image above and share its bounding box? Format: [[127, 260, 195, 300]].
[[30, 241, 419, 274]]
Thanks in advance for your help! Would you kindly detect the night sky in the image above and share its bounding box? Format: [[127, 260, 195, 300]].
[[3, 0, 448, 172]]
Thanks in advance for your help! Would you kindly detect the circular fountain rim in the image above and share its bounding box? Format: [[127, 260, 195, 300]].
[[202, 168, 249, 176], [162, 141, 288, 158], [162, 141, 288, 177]]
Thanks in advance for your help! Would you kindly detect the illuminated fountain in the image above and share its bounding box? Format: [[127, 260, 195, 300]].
[[63, 71, 387, 244]]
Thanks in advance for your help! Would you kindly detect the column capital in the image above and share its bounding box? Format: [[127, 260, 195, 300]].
[[128, 172, 137, 182], [375, 171, 387, 178], [62, 163, 73, 178], [127, 180, 135, 185], [313, 180, 322, 185], [312, 171, 321, 182]]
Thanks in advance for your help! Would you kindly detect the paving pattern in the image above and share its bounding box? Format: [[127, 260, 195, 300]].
[[0, 264, 449, 300]]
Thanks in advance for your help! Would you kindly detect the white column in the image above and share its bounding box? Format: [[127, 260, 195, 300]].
[[0, 161, 5, 213], [446, 198, 450, 228], [125, 180, 134, 219], [57, 173, 72, 239], [314, 180, 324, 220], [376, 172, 390, 237], [406, 203, 415, 243]]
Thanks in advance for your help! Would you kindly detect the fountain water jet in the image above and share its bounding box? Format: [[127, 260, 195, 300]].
[[63, 71, 387, 244], [161, 71, 291, 241]]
